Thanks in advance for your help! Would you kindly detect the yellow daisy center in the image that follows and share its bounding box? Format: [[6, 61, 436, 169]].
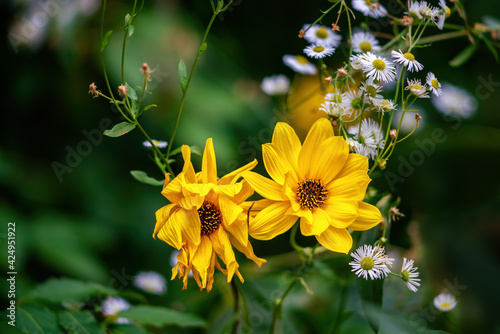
[[441, 302, 451, 309], [316, 28, 328, 39], [360, 41, 372, 52], [313, 46, 325, 53], [412, 84, 423, 91], [198, 201, 222, 236], [296, 179, 328, 211], [366, 85, 377, 98], [431, 79, 439, 90], [365, 0, 374, 5], [360, 257, 374, 270], [372, 59, 386, 70], [403, 52, 415, 61], [401, 269, 410, 282], [295, 55, 309, 64], [381, 99, 392, 110], [445, 6, 451, 18]]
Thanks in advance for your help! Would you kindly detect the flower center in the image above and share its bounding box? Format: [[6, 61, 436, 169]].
[[198, 201, 222, 236], [412, 84, 423, 91], [295, 55, 309, 64], [431, 79, 439, 90], [313, 46, 325, 53], [315, 28, 328, 39], [296, 179, 328, 211], [441, 302, 451, 309], [366, 85, 377, 98], [351, 97, 363, 109], [381, 99, 393, 110], [372, 59, 386, 70], [359, 41, 372, 52], [401, 269, 409, 282], [365, 0, 374, 4], [360, 257, 374, 270], [328, 94, 342, 103], [403, 52, 415, 61]]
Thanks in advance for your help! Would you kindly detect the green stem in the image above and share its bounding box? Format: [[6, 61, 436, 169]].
[[121, 0, 138, 85], [165, 8, 220, 163], [269, 278, 298, 334], [417, 29, 467, 44]]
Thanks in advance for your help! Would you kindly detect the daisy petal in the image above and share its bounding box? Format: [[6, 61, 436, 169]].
[[209, 228, 238, 281], [323, 199, 359, 228], [181, 145, 196, 183], [175, 209, 201, 246], [311, 136, 349, 184], [157, 210, 183, 249], [219, 159, 258, 185], [242, 171, 283, 201], [219, 196, 243, 226], [263, 143, 290, 185], [299, 208, 330, 236], [298, 118, 334, 179], [272, 122, 301, 171], [192, 236, 212, 288], [153, 203, 177, 238], [228, 232, 267, 267], [202, 138, 218, 184]]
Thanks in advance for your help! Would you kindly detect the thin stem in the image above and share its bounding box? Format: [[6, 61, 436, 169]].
[[417, 29, 467, 44], [289, 222, 302, 253], [230, 280, 241, 334], [121, 0, 138, 85], [165, 8, 219, 162], [269, 278, 298, 334]]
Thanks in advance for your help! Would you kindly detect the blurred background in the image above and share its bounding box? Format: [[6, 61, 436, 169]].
[[1, 0, 500, 333]]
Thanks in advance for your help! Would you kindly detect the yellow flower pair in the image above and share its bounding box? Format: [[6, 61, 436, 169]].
[[153, 118, 382, 291]]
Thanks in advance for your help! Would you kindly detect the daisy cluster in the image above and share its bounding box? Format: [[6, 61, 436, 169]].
[[349, 245, 421, 292]]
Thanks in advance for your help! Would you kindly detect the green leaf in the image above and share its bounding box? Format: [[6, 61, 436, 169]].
[[168, 145, 202, 157], [143, 104, 157, 111], [125, 83, 137, 101], [17, 303, 65, 334], [101, 30, 113, 50], [29, 278, 116, 304], [58, 310, 106, 334], [104, 122, 136, 137], [128, 25, 134, 37], [118, 305, 206, 328], [449, 43, 478, 67], [480, 36, 499, 63], [178, 59, 188, 93], [130, 170, 165, 186], [111, 324, 149, 334]]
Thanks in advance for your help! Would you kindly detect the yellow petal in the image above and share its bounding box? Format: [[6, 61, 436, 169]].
[[153, 203, 177, 238], [335, 153, 369, 179], [228, 232, 266, 267], [316, 226, 353, 254], [184, 183, 215, 197], [157, 210, 183, 249], [213, 183, 243, 198], [162, 173, 170, 190], [323, 198, 359, 229], [162, 173, 185, 203], [206, 251, 217, 292], [272, 122, 301, 172], [299, 208, 330, 236], [232, 180, 255, 205], [309, 136, 349, 184], [219, 196, 243, 226], [202, 138, 218, 184], [242, 171, 283, 201], [209, 228, 238, 282], [218, 159, 258, 185], [181, 145, 196, 183], [298, 118, 334, 180], [327, 170, 370, 202], [262, 143, 290, 185], [250, 201, 297, 240], [192, 235, 212, 289], [223, 217, 248, 247], [179, 195, 204, 210], [348, 201, 382, 231], [173, 209, 201, 246]]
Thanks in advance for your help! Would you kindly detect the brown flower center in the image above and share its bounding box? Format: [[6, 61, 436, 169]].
[[198, 201, 222, 236], [296, 179, 328, 211]]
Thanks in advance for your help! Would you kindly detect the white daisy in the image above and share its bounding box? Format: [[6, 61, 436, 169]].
[[405, 79, 430, 98], [433, 292, 457, 312], [371, 98, 396, 113], [431, 83, 478, 118], [302, 24, 342, 47], [436, 0, 450, 30], [134, 271, 167, 295], [304, 44, 335, 59], [360, 52, 396, 83], [401, 258, 421, 292], [426, 72, 442, 96], [143, 140, 168, 149], [282, 55, 317, 75], [341, 89, 365, 117], [420, 2, 440, 21], [361, 77, 383, 99], [355, 144, 377, 159], [348, 118, 385, 159], [406, 1, 423, 19], [101, 297, 130, 324], [349, 245, 393, 280], [260, 75, 290, 96], [351, 31, 381, 53], [352, 0, 388, 19], [320, 93, 347, 117], [350, 54, 364, 70], [346, 138, 363, 153], [391, 50, 424, 72]]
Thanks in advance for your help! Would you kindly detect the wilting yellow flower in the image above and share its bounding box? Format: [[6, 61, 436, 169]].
[[242, 118, 382, 253], [153, 139, 265, 292]]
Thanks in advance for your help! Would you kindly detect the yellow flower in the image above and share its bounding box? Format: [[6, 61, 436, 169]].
[[242, 118, 382, 253], [153, 139, 265, 292]]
